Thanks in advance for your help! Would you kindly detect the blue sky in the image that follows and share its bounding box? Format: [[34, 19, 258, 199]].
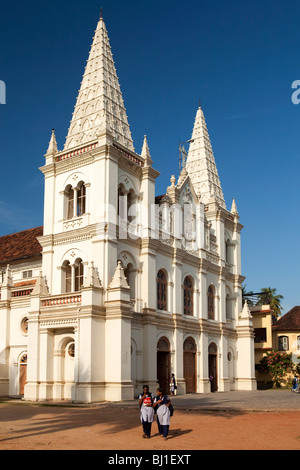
[[0, 0, 299, 312]]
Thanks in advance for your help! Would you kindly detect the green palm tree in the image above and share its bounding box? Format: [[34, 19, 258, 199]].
[[257, 287, 284, 319]]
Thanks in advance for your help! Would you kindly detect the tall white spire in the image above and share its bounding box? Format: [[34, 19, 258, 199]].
[[186, 105, 226, 209], [64, 13, 134, 152]]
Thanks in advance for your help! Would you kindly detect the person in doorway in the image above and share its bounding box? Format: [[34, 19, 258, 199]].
[[138, 385, 154, 438], [170, 373, 177, 395], [153, 388, 171, 440]]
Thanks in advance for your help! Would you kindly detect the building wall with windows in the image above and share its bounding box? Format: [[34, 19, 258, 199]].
[[272, 306, 300, 365]]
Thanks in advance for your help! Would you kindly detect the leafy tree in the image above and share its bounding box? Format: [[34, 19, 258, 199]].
[[257, 287, 284, 319], [258, 350, 294, 387]]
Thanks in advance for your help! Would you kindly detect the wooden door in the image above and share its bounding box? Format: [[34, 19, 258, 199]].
[[157, 337, 171, 394], [19, 354, 27, 395], [157, 351, 170, 394], [183, 337, 196, 393], [209, 354, 218, 392], [184, 352, 196, 393]]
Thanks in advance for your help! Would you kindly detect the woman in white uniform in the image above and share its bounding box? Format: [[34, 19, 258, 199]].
[[138, 385, 154, 438], [153, 388, 171, 440]]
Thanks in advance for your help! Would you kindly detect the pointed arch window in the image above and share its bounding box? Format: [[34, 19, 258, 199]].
[[65, 182, 86, 220], [183, 276, 194, 316], [157, 270, 168, 311], [65, 261, 72, 293], [77, 182, 86, 216], [67, 187, 74, 220], [74, 259, 84, 292], [208, 285, 215, 320], [62, 259, 84, 293]]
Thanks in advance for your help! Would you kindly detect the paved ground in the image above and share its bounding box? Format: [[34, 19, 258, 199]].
[[0, 390, 299, 450], [169, 388, 300, 411]]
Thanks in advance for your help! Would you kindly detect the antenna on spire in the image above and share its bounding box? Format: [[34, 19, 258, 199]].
[[100, 6, 103, 19]]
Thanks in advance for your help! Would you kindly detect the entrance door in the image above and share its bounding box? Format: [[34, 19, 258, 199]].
[[183, 337, 196, 393], [19, 354, 27, 395], [208, 343, 218, 392], [157, 337, 171, 393]]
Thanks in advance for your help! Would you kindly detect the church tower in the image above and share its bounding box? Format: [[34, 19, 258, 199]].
[[25, 11, 161, 403]]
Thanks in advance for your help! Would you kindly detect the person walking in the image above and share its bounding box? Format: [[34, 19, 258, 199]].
[[292, 375, 298, 392], [153, 388, 171, 440], [138, 385, 154, 438], [170, 374, 176, 396]]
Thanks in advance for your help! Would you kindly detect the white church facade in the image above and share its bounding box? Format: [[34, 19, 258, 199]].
[[0, 12, 256, 403]]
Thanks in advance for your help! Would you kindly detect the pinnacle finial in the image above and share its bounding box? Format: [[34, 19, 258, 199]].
[[46, 128, 58, 156]]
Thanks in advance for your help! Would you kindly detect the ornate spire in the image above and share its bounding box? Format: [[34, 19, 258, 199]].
[[141, 135, 153, 167], [230, 197, 239, 216], [186, 104, 226, 208], [83, 262, 102, 288], [231, 197, 239, 217], [3, 265, 13, 288], [109, 261, 129, 289], [64, 15, 134, 152], [45, 129, 58, 156], [32, 271, 49, 296], [240, 300, 252, 319]]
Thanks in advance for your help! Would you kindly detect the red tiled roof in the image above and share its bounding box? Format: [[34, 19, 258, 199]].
[[0, 227, 43, 265], [273, 306, 300, 331]]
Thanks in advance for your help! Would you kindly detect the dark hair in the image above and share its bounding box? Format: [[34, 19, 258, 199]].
[[143, 385, 149, 390]]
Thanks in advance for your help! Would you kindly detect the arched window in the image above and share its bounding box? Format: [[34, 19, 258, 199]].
[[77, 182, 86, 216], [74, 259, 84, 292], [183, 276, 193, 316], [62, 259, 84, 293], [297, 336, 300, 350], [118, 185, 136, 222], [65, 182, 86, 220], [157, 336, 170, 352], [183, 337, 196, 352], [127, 191, 132, 222], [226, 293, 232, 320], [67, 186, 74, 220], [124, 262, 136, 300], [118, 186, 123, 216], [157, 270, 167, 311], [64, 261, 72, 293], [208, 285, 215, 320]]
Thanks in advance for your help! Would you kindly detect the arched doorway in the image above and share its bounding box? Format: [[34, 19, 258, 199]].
[[19, 353, 27, 395], [157, 337, 171, 393], [63, 340, 75, 400], [208, 343, 218, 392], [183, 337, 196, 393]]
